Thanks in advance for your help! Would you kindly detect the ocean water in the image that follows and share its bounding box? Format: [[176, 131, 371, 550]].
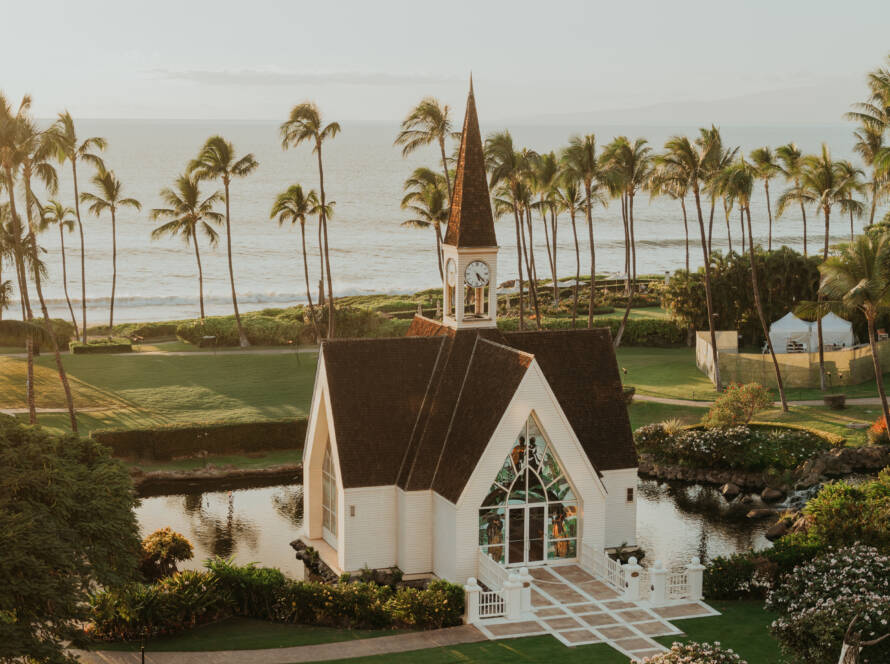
[[7, 120, 877, 324]]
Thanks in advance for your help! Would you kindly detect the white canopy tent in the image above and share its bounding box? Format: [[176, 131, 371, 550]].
[[814, 312, 854, 349], [769, 312, 813, 353]]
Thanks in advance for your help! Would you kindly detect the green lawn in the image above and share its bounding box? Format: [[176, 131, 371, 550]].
[[617, 347, 718, 401], [96, 617, 399, 651], [124, 448, 304, 472], [312, 602, 780, 664]]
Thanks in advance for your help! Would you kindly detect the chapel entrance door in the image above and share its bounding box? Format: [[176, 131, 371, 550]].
[[507, 505, 546, 566]]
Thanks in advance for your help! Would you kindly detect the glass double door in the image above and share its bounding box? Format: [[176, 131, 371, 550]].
[[507, 505, 546, 566]]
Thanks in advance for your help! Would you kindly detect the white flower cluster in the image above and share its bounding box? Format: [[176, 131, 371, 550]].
[[634, 641, 746, 664]]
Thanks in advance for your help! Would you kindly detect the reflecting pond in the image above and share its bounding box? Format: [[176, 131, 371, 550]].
[[136, 478, 771, 577]]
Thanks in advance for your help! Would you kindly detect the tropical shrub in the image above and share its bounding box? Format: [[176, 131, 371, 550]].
[[206, 558, 287, 620], [701, 383, 772, 428], [0, 318, 74, 348], [766, 544, 890, 664], [867, 415, 890, 444], [91, 418, 306, 460], [176, 316, 308, 347], [70, 337, 133, 354], [635, 641, 747, 663], [793, 470, 890, 550], [140, 528, 194, 581], [634, 423, 830, 472], [386, 580, 465, 629]]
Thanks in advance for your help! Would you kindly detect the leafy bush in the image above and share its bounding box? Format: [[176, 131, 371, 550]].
[[91, 322, 184, 339], [206, 558, 287, 620], [702, 383, 772, 428], [0, 318, 74, 348], [867, 415, 890, 444], [634, 423, 831, 472], [140, 528, 194, 581], [385, 580, 465, 629], [766, 544, 890, 664], [636, 641, 747, 663], [793, 470, 890, 550], [69, 337, 133, 354], [91, 418, 307, 460], [595, 318, 686, 346], [176, 316, 308, 347]]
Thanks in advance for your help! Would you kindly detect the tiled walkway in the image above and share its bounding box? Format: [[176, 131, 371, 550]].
[[473, 564, 719, 660]]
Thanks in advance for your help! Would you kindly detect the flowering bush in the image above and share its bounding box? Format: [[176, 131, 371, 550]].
[[139, 528, 194, 581], [702, 382, 772, 428], [634, 423, 830, 472], [867, 415, 890, 444], [634, 641, 746, 663], [766, 544, 890, 664]]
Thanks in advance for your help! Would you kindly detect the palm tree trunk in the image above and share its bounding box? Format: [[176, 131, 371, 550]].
[[109, 207, 117, 330], [585, 183, 596, 328], [746, 207, 787, 411], [192, 234, 206, 321], [870, 180, 878, 226], [316, 145, 335, 338], [550, 206, 559, 306], [739, 204, 746, 256], [434, 224, 443, 281], [520, 205, 542, 329], [541, 203, 556, 307], [723, 198, 732, 255], [570, 208, 580, 329], [622, 195, 630, 295], [850, 209, 855, 243], [681, 198, 690, 271], [868, 315, 890, 427], [439, 137, 452, 204], [300, 222, 321, 340], [797, 177, 808, 257], [817, 206, 830, 391], [223, 180, 249, 347], [512, 207, 525, 329], [707, 195, 716, 257], [317, 219, 325, 306], [693, 183, 722, 392], [4, 166, 36, 423], [72, 160, 87, 344], [615, 192, 637, 349], [525, 203, 542, 327], [765, 180, 773, 251], [24, 176, 78, 431], [59, 225, 78, 336]]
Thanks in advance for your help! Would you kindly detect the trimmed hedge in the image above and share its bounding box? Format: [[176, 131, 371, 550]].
[[176, 317, 310, 347], [0, 318, 74, 348], [92, 418, 307, 460], [69, 338, 133, 354]]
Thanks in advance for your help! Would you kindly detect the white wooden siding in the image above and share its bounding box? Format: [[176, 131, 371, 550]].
[[342, 485, 397, 572], [600, 468, 639, 548], [397, 489, 432, 574], [432, 492, 457, 580]]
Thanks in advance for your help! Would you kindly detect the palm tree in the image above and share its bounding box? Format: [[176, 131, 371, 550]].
[[750, 147, 780, 251], [818, 234, 890, 426], [150, 173, 222, 321], [852, 124, 886, 226], [400, 167, 449, 279], [651, 164, 691, 268], [554, 174, 584, 327], [698, 126, 726, 256], [601, 137, 653, 348], [40, 200, 79, 334], [394, 98, 455, 202], [778, 144, 856, 390], [718, 158, 788, 411], [280, 104, 340, 338], [79, 166, 141, 330], [47, 111, 106, 343], [486, 131, 536, 328], [776, 143, 809, 256], [709, 142, 740, 254], [837, 161, 867, 242], [657, 133, 723, 391], [270, 184, 323, 340], [531, 151, 561, 307], [189, 136, 258, 347], [562, 134, 605, 328]]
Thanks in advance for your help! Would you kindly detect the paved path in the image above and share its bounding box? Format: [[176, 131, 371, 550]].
[[474, 563, 717, 659], [73, 624, 486, 664], [1, 347, 319, 359], [0, 406, 118, 415], [635, 393, 885, 409]]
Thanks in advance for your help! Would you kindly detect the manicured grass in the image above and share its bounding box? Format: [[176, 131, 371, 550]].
[[97, 617, 398, 651], [124, 448, 303, 472], [0, 356, 126, 410], [627, 401, 705, 430], [313, 601, 779, 664], [617, 347, 718, 401], [656, 600, 783, 664]]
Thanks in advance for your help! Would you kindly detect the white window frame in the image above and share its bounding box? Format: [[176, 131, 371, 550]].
[[322, 440, 338, 547]]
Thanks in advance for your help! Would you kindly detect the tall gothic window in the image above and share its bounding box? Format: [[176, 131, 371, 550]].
[[478, 415, 578, 565], [322, 441, 337, 537]]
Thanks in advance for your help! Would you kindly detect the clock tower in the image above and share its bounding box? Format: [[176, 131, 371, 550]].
[[442, 78, 498, 330]]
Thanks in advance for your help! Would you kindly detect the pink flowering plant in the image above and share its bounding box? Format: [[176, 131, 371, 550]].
[[766, 544, 890, 664], [634, 641, 746, 663]]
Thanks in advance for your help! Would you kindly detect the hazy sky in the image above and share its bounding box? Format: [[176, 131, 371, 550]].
[[5, 0, 890, 123]]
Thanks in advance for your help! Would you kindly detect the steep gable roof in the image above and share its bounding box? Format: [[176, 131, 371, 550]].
[[443, 79, 497, 248]]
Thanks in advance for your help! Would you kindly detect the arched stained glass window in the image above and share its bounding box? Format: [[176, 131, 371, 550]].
[[478, 414, 578, 565]]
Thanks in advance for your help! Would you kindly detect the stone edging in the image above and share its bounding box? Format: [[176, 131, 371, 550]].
[[132, 463, 302, 497]]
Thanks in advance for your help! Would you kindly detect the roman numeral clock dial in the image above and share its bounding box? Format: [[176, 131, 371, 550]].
[[465, 260, 490, 288]]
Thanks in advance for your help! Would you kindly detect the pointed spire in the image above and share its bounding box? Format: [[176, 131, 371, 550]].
[[443, 77, 496, 248]]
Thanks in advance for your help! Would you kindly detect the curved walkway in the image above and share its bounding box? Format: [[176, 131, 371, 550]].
[[73, 624, 485, 664]]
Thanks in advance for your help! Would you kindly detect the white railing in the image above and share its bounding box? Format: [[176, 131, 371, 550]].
[[478, 549, 508, 590], [479, 590, 505, 618], [667, 571, 689, 600], [602, 553, 626, 591]]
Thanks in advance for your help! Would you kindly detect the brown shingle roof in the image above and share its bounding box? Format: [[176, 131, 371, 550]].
[[504, 329, 638, 472], [443, 80, 497, 248], [322, 317, 636, 499]]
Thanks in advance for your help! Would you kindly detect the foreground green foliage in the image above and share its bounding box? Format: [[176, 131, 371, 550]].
[[87, 559, 465, 643], [704, 539, 823, 600], [0, 416, 140, 663]]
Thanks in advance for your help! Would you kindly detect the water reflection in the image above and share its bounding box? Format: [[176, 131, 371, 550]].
[[136, 480, 771, 578]]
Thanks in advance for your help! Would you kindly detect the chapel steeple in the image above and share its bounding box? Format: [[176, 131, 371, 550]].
[[441, 77, 499, 330]]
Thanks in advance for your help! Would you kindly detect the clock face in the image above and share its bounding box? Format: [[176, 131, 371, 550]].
[[465, 260, 490, 288], [446, 259, 457, 287]]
